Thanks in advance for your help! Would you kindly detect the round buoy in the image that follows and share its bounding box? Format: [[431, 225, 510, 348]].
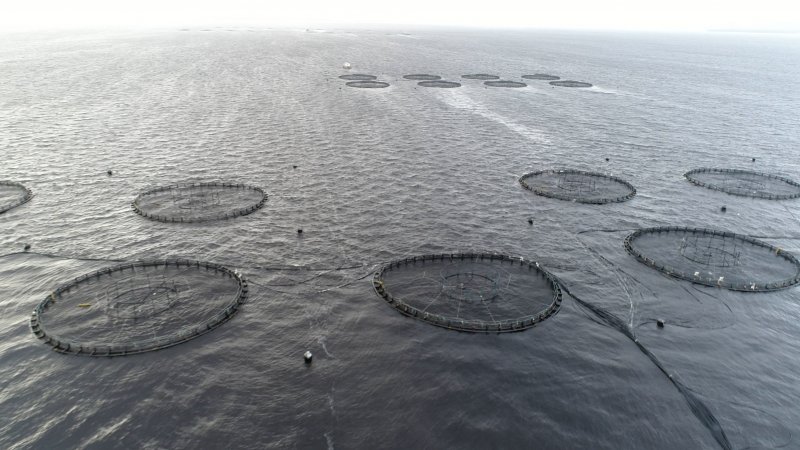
[[292, 165, 297, 169], [24, 243, 31, 251], [297, 229, 303, 234], [605, 158, 610, 162], [107, 170, 113, 176], [304, 351, 313, 363], [721, 206, 727, 212], [527, 218, 533, 225], [342, 62, 351, 70], [752, 158, 756, 162], [657, 319, 665, 328]]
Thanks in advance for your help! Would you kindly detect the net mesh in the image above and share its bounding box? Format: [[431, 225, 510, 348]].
[[549, 80, 593, 88], [625, 227, 800, 292], [418, 80, 462, 88], [339, 74, 377, 80], [484, 80, 527, 88], [132, 182, 266, 223], [522, 74, 560, 80], [373, 253, 562, 332], [0, 181, 33, 214], [30, 259, 248, 356], [684, 168, 800, 200], [519, 169, 636, 204], [403, 74, 442, 80], [461, 74, 500, 80], [345, 81, 390, 89]]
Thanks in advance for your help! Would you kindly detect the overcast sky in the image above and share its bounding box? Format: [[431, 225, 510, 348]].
[[2, 0, 798, 32]]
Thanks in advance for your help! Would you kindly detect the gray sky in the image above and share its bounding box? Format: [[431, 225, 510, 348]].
[[2, 0, 798, 32]]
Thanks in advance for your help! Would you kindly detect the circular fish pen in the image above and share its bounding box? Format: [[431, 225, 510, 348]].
[[345, 81, 390, 89], [132, 182, 266, 223], [484, 80, 527, 88], [338, 74, 377, 80], [461, 74, 500, 80], [372, 253, 562, 333], [523, 74, 560, 80], [418, 80, 461, 88], [625, 227, 800, 292], [30, 259, 248, 356], [0, 181, 33, 214], [403, 74, 441, 80], [519, 169, 636, 204], [684, 168, 800, 200], [550, 80, 593, 88]]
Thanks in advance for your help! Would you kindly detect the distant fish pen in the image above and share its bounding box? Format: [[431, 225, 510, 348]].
[[131, 182, 266, 223], [0, 180, 33, 214], [418, 80, 461, 88], [625, 227, 800, 292], [345, 81, 390, 89], [372, 253, 562, 333], [684, 168, 800, 200], [549, 80, 593, 88], [484, 80, 527, 88], [339, 74, 377, 80], [403, 74, 442, 80], [30, 259, 248, 356], [522, 74, 560, 80], [461, 74, 500, 80], [519, 169, 636, 204]]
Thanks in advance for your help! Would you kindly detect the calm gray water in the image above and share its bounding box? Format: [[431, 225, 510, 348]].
[[1, 27, 800, 449]]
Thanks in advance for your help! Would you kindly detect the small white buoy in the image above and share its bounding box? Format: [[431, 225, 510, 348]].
[[342, 62, 351, 70], [304, 351, 313, 363]]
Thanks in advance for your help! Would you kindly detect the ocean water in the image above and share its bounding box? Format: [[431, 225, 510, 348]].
[[1, 27, 799, 449]]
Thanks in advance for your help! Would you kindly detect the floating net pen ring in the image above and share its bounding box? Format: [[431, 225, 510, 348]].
[[0, 180, 34, 214], [624, 227, 800, 292], [519, 169, 636, 204], [131, 182, 267, 223], [30, 259, 248, 356], [684, 168, 800, 200], [372, 253, 562, 333]]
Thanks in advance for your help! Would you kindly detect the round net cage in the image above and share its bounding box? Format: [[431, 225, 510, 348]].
[[30, 259, 248, 356], [0, 180, 33, 214], [519, 169, 636, 204], [339, 74, 377, 80], [549, 80, 593, 88], [624, 227, 800, 292], [484, 80, 527, 88], [403, 74, 441, 80], [418, 80, 462, 88], [462, 74, 500, 80], [684, 168, 800, 200], [372, 253, 562, 333], [345, 80, 390, 89], [522, 74, 560, 80], [132, 182, 266, 223]]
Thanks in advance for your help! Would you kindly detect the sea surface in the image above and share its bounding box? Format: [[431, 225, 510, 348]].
[[1, 27, 799, 449]]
